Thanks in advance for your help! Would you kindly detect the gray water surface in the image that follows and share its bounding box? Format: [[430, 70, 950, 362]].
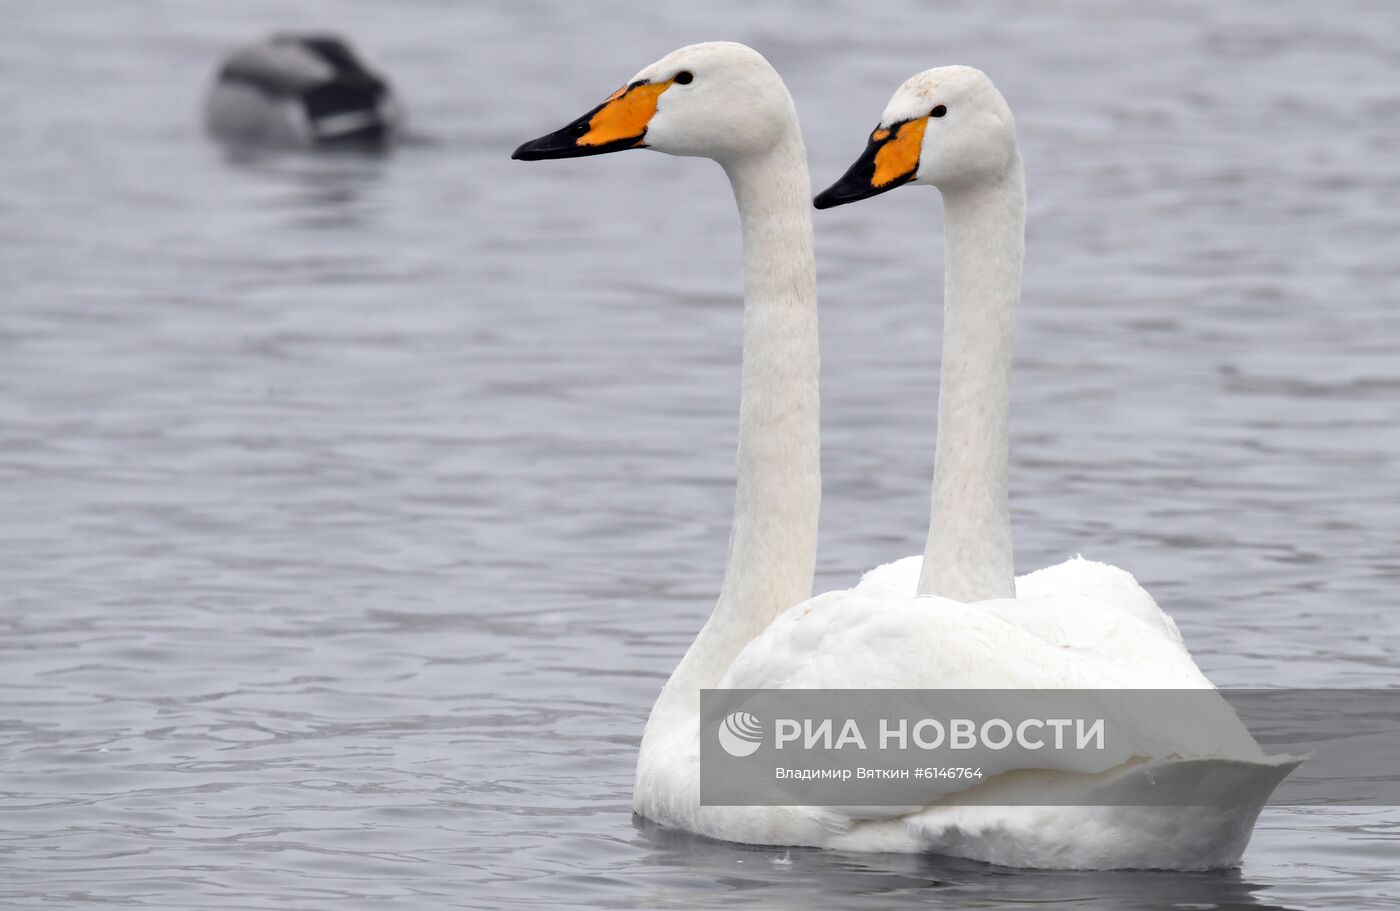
[[3, 1, 1399, 908]]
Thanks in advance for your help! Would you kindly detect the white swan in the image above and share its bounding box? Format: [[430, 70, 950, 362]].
[[205, 33, 403, 148], [792, 66, 1296, 867], [513, 44, 822, 724], [514, 49, 1297, 870]]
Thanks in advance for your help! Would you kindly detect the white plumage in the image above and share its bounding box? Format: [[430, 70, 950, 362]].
[[636, 555, 1296, 868], [635, 62, 1298, 869], [517, 47, 1297, 870]]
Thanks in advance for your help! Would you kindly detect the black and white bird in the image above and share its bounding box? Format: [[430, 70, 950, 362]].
[[205, 33, 404, 148]]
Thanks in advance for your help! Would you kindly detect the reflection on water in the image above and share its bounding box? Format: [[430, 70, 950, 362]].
[[233, 151, 390, 229], [2, 0, 1398, 908]]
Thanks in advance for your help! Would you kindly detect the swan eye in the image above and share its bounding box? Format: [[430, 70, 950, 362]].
[[930, 105, 947, 118], [674, 71, 694, 85]]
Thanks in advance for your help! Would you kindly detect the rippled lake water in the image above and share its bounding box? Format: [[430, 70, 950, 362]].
[[3, 0, 1399, 907]]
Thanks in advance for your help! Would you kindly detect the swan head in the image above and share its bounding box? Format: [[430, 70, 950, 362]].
[[511, 42, 796, 165], [814, 66, 1017, 208]]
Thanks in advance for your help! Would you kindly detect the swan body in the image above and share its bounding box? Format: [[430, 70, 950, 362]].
[[858, 554, 1185, 647], [205, 33, 403, 148], [636, 559, 1298, 868], [516, 51, 1297, 870]]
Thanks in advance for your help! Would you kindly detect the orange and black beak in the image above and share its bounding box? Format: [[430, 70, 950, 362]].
[[813, 117, 928, 209], [512, 80, 673, 161]]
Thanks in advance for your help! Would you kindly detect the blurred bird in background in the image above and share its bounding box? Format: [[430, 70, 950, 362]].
[[204, 33, 404, 148]]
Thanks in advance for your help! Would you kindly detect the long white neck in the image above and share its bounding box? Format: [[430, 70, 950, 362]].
[[916, 158, 1025, 601], [647, 130, 821, 724]]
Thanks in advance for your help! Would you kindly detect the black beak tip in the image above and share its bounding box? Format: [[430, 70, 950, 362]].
[[511, 137, 550, 161], [512, 125, 582, 161], [813, 171, 913, 210], [813, 178, 867, 210], [511, 127, 640, 161]]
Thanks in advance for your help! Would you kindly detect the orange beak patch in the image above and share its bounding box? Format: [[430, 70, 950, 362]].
[[812, 117, 930, 209], [579, 80, 674, 148], [511, 78, 678, 161], [872, 117, 927, 187]]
